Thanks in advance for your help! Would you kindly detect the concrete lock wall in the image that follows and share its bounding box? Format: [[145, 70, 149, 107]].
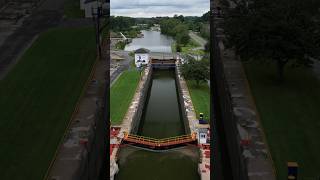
[[130, 66, 153, 134], [129, 66, 190, 135], [175, 66, 191, 134], [76, 110, 107, 180], [213, 5, 276, 180]]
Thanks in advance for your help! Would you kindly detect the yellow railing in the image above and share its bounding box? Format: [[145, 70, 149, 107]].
[[123, 132, 196, 145]]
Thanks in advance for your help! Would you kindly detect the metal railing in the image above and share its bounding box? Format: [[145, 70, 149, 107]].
[[123, 133, 197, 147]]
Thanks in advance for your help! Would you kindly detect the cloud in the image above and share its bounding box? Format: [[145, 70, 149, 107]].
[[110, 0, 210, 17]]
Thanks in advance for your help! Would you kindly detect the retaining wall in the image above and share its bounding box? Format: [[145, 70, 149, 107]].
[[175, 66, 191, 134], [212, 5, 276, 180], [129, 66, 153, 134]]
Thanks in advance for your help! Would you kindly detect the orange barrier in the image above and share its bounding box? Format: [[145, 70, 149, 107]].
[[123, 132, 197, 148]]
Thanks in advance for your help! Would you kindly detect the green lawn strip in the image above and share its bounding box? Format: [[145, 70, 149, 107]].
[[64, 0, 85, 18], [111, 70, 141, 125], [0, 27, 96, 180], [186, 80, 210, 121], [181, 40, 205, 56], [244, 63, 320, 179]]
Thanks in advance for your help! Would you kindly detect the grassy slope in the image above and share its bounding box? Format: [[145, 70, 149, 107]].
[[64, 0, 85, 18], [181, 39, 205, 56], [244, 63, 320, 180], [0, 27, 96, 180], [186, 80, 210, 121], [111, 70, 140, 124]]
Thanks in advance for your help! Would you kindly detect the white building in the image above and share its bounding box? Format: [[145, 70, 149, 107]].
[[197, 124, 210, 144], [134, 48, 150, 67], [82, 0, 109, 18]]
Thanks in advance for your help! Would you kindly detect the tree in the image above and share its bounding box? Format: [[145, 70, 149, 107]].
[[224, 0, 320, 81], [176, 44, 182, 52], [181, 58, 209, 86], [176, 31, 190, 45]]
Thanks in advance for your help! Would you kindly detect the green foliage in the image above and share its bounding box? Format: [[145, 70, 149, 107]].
[[186, 80, 210, 120], [159, 18, 191, 46], [245, 63, 320, 179], [159, 18, 182, 36], [176, 43, 181, 52], [176, 31, 190, 45], [110, 16, 136, 32], [225, 0, 320, 81], [199, 23, 209, 40], [129, 51, 134, 57], [201, 11, 210, 22], [123, 29, 141, 38], [181, 58, 209, 86], [0, 27, 96, 180], [111, 70, 140, 124], [115, 41, 126, 50]]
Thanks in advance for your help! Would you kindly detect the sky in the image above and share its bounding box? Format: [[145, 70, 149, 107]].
[[110, 0, 210, 18]]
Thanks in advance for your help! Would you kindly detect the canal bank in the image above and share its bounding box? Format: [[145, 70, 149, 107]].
[[115, 66, 200, 180], [110, 30, 210, 180]]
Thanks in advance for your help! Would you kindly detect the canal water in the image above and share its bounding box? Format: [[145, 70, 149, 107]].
[[138, 69, 184, 138], [115, 31, 200, 180], [124, 30, 173, 53]]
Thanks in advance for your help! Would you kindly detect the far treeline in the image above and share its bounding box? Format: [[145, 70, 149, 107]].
[[159, 12, 210, 45], [224, 0, 320, 81], [110, 11, 210, 40]]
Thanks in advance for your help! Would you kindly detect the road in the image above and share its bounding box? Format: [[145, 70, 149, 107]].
[[189, 31, 207, 50], [0, 0, 67, 80], [110, 50, 133, 83]]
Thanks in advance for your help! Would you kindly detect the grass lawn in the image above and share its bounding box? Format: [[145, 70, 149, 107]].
[[186, 80, 210, 121], [0, 27, 96, 180], [64, 0, 85, 18], [244, 63, 320, 180], [111, 70, 141, 124], [181, 39, 205, 56]]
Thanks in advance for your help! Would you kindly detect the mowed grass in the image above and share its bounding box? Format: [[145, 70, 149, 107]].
[[111, 70, 140, 125], [186, 80, 210, 121], [244, 63, 320, 180], [0, 27, 96, 180], [64, 0, 85, 18]]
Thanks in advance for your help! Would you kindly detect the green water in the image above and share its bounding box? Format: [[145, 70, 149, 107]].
[[115, 69, 200, 180], [138, 69, 185, 138]]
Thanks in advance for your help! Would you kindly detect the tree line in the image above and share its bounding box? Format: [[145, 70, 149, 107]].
[[224, 0, 320, 81]]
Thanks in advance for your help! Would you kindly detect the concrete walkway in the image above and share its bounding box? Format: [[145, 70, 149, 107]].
[[189, 31, 207, 50]]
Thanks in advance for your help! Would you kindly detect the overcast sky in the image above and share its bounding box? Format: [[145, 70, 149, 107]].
[[110, 0, 210, 18]]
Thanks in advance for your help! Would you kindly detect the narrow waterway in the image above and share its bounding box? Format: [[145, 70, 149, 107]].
[[124, 30, 173, 53], [138, 69, 184, 138], [115, 31, 200, 180]]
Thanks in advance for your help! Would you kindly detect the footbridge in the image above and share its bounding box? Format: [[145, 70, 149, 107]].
[[122, 132, 197, 150]]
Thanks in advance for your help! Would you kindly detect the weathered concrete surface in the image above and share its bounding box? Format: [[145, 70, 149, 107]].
[[48, 56, 108, 180], [175, 65, 191, 134], [213, 2, 276, 179], [175, 62, 198, 134], [176, 61, 210, 180]]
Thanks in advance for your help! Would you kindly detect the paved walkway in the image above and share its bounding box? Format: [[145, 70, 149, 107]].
[[189, 31, 207, 50]]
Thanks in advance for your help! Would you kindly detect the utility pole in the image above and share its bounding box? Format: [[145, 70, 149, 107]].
[[91, 0, 109, 59]]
